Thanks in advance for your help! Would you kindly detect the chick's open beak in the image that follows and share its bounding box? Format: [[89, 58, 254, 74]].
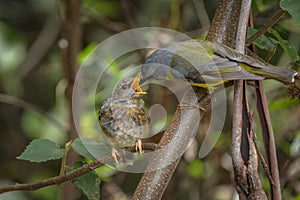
[[131, 73, 147, 94]]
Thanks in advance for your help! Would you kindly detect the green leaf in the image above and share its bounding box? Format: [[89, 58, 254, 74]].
[[280, 0, 300, 25], [95, 165, 117, 182], [195, 35, 206, 41], [187, 160, 203, 179], [78, 42, 97, 64], [71, 137, 111, 160], [269, 28, 299, 61], [280, 19, 300, 34], [295, 194, 300, 200], [71, 161, 100, 200], [0, 190, 30, 200], [248, 27, 276, 52], [290, 134, 300, 157], [17, 139, 65, 162], [269, 98, 299, 110]]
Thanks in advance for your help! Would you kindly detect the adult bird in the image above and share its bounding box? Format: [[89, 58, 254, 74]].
[[137, 40, 297, 89]]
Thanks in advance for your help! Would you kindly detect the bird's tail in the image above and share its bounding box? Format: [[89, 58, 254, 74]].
[[215, 42, 298, 83], [239, 62, 297, 83], [256, 65, 297, 83]]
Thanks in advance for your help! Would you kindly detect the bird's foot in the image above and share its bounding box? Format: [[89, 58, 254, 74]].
[[178, 101, 206, 112], [111, 147, 120, 164], [135, 139, 144, 154]]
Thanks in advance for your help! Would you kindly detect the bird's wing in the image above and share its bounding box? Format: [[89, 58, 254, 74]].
[[99, 102, 117, 137], [171, 40, 264, 82], [212, 42, 297, 83]]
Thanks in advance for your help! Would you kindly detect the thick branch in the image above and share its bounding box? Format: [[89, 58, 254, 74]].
[[133, 0, 258, 199], [61, 0, 82, 139], [207, 0, 240, 46], [231, 0, 267, 199], [133, 89, 210, 200], [61, 0, 82, 198]]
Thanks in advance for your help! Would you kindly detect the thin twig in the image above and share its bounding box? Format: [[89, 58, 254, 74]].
[[60, 141, 72, 175], [19, 18, 61, 79], [247, 9, 287, 46], [192, 0, 210, 30], [82, 7, 128, 32], [250, 11, 281, 199], [0, 143, 156, 194], [252, 129, 275, 186], [0, 93, 68, 131], [0, 159, 106, 194], [120, 0, 135, 28], [255, 81, 282, 200]]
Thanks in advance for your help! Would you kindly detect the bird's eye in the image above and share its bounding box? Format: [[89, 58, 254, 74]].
[[121, 85, 127, 90]]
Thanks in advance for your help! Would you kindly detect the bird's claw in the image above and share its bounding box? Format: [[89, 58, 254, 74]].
[[178, 101, 206, 112], [135, 139, 144, 154], [111, 147, 120, 164]]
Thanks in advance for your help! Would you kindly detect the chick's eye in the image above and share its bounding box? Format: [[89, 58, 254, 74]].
[[121, 85, 127, 90]]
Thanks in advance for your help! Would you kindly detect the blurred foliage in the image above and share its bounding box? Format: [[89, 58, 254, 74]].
[[0, 0, 299, 199], [280, 0, 300, 25]]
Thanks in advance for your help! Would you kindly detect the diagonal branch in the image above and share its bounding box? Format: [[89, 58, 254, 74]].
[[0, 159, 106, 194], [82, 7, 128, 32], [132, 89, 211, 200], [19, 18, 61, 79], [133, 0, 254, 199], [249, 8, 283, 199], [247, 9, 287, 46], [0, 93, 68, 132], [0, 144, 156, 194], [255, 81, 282, 200]]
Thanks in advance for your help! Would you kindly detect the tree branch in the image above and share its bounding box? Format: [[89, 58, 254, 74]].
[[0, 144, 156, 194], [0, 159, 106, 194], [82, 7, 128, 32], [133, 89, 211, 200], [247, 9, 287, 46], [255, 81, 282, 199], [249, 8, 283, 200], [19, 18, 61, 79], [60, 0, 82, 198], [132, 0, 260, 199], [0, 93, 68, 132], [230, 0, 267, 199]]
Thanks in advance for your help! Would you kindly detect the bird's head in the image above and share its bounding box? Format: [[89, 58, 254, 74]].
[[112, 74, 147, 99]]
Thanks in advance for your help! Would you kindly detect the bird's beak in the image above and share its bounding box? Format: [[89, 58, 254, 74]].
[[131, 73, 147, 94]]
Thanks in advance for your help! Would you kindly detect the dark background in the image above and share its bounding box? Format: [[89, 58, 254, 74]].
[[0, 0, 299, 199]]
